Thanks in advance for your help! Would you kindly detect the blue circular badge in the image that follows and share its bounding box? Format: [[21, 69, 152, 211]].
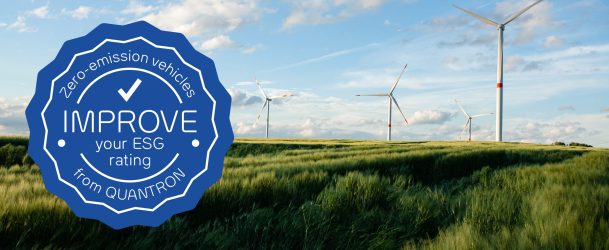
[[25, 21, 234, 229]]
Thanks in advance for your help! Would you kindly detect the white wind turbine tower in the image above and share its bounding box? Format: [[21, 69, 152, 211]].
[[454, 0, 543, 142], [455, 99, 494, 142], [253, 79, 292, 138], [356, 64, 409, 141]]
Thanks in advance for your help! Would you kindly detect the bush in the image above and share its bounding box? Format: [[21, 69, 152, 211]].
[[568, 142, 593, 147], [0, 144, 27, 167], [553, 141, 566, 146]]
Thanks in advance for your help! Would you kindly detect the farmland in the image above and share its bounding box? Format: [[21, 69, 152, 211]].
[[1, 137, 608, 249]]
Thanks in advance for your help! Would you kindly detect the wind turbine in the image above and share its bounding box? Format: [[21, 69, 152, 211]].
[[253, 79, 292, 138], [455, 99, 494, 142], [356, 64, 409, 141], [453, 0, 543, 142]]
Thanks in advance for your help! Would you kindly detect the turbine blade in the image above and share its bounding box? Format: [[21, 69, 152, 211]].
[[454, 99, 470, 118], [453, 5, 499, 27], [356, 93, 388, 96], [391, 95, 408, 124], [504, 0, 543, 25], [253, 100, 268, 126], [256, 80, 268, 98], [459, 119, 470, 140], [471, 113, 494, 118], [389, 64, 408, 94]]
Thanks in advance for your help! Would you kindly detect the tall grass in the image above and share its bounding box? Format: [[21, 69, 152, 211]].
[[418, 152, 609, 249], [0, 137, 607, 249]]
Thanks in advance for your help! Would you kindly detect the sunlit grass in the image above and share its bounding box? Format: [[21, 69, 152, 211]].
[[0, 137, 607, 248]]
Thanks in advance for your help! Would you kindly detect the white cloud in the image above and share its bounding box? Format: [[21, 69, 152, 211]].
[[122, 1, 157, 16], [504, 56, 542, 72], [199, 35, 235, 51], [499, 113, 609, 147], [141, 0, 261, 37], [602, 108, 609, 119], [235, 121, 257, 135], [0, 5, 52, 33], [199, 37, 262, 54], [138, 0, 262, 53], [63, 6, 93, 20], [294, 117, 367, 138], [496, 0, 558, 44], [283, 10, 307, 29], [0, 97, 30, 135], [409, 110, 453, 125], [228, 88, 262, 107], [0, 97, 28, 118], [29, 5, 49, 19], [299, 118, 319, 137], [544, 35, 563, 48], [282, 0, 390, 29], [527, 44, 609, 61], [5, 16, 33, 32], [508, 121, 590, 144], [241, 44, 263, 54]]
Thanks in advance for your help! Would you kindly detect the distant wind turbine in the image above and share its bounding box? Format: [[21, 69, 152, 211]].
[[356, 64, 409, 141], [455, 99, 494, 142], [253, 79, 293, 138], [454, 0, 543, 142]]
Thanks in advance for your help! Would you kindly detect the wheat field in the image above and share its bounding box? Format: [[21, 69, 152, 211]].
[[1, 137, 608, 249]]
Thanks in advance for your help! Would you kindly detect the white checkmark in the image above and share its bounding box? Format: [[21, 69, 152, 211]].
[[118, 79, 142, 102]]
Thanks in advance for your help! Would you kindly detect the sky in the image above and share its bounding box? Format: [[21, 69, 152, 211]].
[[1, 0, 608, 147]]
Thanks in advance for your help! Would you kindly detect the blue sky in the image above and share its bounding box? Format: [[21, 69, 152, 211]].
[[1, 0, 609, 146]]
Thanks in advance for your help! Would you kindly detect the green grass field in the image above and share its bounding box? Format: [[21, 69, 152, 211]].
[[1, 137, 608, 249]]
